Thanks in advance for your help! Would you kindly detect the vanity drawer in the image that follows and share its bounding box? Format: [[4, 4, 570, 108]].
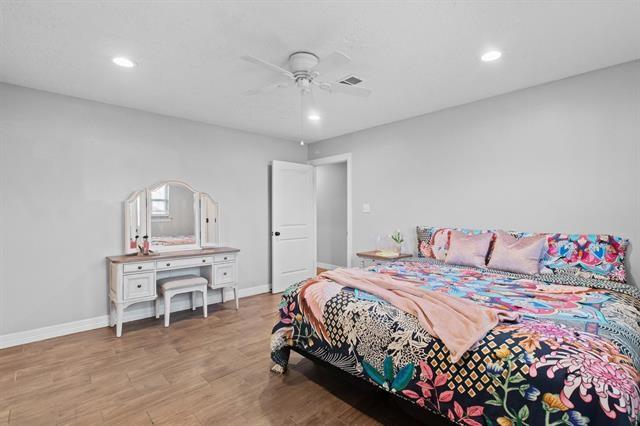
[[156, 256, 213, 271], [123, 262, 155, 274], [214, 263, 235, 285], [214, 253, 236, 263], [123, 273, 155, 300]]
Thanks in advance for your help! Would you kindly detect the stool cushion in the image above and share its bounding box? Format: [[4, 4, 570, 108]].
[[158, 275, 208, 293]]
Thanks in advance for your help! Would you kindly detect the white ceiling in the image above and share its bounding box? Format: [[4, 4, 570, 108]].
[[1, 1, 639, 142]]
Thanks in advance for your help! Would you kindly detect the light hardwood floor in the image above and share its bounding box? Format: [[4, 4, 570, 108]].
[[0, 293, 436, 425]]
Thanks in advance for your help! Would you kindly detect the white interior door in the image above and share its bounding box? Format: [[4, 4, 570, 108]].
[[272, 160, 316, 293]]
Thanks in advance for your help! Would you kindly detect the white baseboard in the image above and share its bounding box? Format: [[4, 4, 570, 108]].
[[0, 316, 111, 351], [0, 284, 270, 350], [317, 262, 341, 270]]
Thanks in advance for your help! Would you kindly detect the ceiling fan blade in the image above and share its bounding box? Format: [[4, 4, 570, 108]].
[[316, 81, 372, 97], [242, 81, 290, 96], [312, 51, 351, 75], [241, 55, 294, 79]]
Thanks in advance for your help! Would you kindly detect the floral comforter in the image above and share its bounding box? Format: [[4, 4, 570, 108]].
[[271, 259, 640, 425]]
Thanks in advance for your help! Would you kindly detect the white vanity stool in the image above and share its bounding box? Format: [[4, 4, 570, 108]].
[[156, 275, 208, 327]]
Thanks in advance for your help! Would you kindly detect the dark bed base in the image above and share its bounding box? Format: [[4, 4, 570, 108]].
[[291, 347, 452, 425]]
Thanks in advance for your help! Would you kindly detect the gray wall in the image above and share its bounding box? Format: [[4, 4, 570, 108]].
[[316, 162, 348, 267], [1, 60, 638, 336], [308, 60, 640, 284], [0, 83, 306, 335]]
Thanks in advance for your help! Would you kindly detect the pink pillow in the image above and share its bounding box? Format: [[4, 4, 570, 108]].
[[445, 231, 493, 268], [487, 230, 546, 275], [431, 229, 451, 261]]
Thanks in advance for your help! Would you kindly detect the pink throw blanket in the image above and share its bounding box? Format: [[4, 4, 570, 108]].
[[320, 268, 519, 363]]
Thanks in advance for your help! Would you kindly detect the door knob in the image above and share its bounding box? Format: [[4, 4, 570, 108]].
[[274, 231, 280, 236]]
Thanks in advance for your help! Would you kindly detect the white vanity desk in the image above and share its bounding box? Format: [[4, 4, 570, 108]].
[[108, 180, 237, 337], [107, 247, 239, 337]]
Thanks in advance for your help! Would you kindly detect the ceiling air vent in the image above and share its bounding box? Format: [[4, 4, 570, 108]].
[[338, 75, 363, 86]]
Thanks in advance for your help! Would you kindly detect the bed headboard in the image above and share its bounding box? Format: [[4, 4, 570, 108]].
[[416, 226, 629, 283]]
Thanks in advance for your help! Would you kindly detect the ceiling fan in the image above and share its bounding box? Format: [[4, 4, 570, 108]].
[[241, 51, 372, 98]]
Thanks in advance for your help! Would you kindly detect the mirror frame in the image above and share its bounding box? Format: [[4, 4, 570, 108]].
[[123, 189, 147, 254], [123, 180, 221, 254], [199, 192, 220, 249]]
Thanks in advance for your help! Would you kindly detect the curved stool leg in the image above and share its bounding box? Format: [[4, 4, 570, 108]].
[[164, 292, 172, 327], [234, 287, 239, 310], [202, 287, 208, 318]]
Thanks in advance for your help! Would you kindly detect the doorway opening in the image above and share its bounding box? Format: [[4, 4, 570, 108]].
[[309, 153, 352, 274], [270, 155, 352, 294]]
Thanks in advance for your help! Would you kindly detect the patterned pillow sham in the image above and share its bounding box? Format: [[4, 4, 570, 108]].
[[541, 233, 629, 283], [417, 227, 629, 283]]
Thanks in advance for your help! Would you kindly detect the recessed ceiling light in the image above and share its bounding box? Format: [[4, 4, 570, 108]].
[[308, 114, 321, 121], [481, 50, 502, 62], [112, 57, 136, 68]]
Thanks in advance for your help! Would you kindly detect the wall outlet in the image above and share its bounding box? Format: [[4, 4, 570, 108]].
[[362, 203, 371, 213]]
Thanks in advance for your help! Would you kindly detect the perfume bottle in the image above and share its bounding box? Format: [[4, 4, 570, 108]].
[[142, 235, 149, 255]]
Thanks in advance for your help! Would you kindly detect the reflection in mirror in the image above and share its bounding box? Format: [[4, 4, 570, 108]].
[[125, 193, 143, 253], [150, 183, 197, 248], [200, 193, 219, 247]]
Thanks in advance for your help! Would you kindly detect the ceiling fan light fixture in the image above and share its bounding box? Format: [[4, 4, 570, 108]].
[[481, 50, 502, 62], [240, 51, 371, 98]]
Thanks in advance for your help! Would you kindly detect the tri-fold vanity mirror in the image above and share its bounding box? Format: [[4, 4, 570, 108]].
[[125, 180, 220, 253]]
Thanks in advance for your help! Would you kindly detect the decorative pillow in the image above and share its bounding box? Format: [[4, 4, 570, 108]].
[[445, 230, 494, 268], [417, 226, 629, 283], [431, 228, 451, 260], [487, 230, 546, 275], [418, 240, 433, 258], [417, 226, 490, 261], [416, 226, 432, 256], [417, 227, 450, 260], [541, 233, 629, 283]]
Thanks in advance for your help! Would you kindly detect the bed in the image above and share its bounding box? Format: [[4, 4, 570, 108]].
[[149, 235, 196, 246], [271, 227, 640, 425]]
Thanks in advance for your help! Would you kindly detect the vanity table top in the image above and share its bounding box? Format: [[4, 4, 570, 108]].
[[107, 247, 240, 264]]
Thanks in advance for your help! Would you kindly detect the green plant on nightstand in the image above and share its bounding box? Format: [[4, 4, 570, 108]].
[[390, 230, 404, 255]]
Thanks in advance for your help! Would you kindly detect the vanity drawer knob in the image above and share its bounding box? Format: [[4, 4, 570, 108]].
[[166, 263, 171, 267], [202, 259, 206, 263], [137, 266, 142, 270], [224, 257, 228, 260], [223, 272, 227, 276], [137, 284, 142, 288]]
